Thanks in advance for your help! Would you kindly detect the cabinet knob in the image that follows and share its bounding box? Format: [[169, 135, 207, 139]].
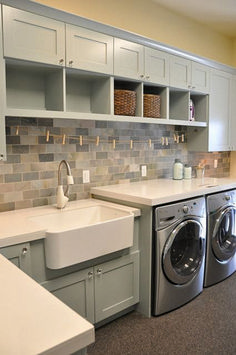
[[88, 271, 93, 279], [59, 58, 64, 65], [22, 247, 28, 255], [139, 74, 145, 79], [96, 268, 102, 276], [146, 75, 150, 80], [69, 60, 73, 66]]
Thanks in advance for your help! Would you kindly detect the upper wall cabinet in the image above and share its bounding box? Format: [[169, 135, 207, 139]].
[[229, 75, 236, 150], [114, 38, 169, 85], [2, 6, 65, 66], [66, 24, 113, 74], [114, 38, 144, 80], [144, 47, 169, 85], [188, 69, 231, 152], [170, 55, 210, 93]]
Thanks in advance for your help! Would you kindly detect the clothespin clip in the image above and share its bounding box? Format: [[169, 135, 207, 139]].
[[113, 139, 116, 149], [161, 137, 165, 145], [130, 139, 133, 149], [96, 136, 100, 146], [46, 130, 50, 142], [16, 126, 19, 135], [80, 135, 83, 146], [181, 134, 185, 142], [165, 137, 168, 146], [62, 134, 66, 145], [148, 139, 152, 148]]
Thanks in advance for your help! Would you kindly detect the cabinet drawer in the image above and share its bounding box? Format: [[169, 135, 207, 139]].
[[0, 242, 32, 276]]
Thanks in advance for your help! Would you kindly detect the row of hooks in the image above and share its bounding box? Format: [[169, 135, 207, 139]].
[[14, 126, 185, 148]]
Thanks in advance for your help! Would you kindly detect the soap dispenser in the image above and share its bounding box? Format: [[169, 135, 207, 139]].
[[173, 159, 183, 180]]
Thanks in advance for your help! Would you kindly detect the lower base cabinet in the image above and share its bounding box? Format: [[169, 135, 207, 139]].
[[41, 251, 140, 324], [0, 243, 32, 276]]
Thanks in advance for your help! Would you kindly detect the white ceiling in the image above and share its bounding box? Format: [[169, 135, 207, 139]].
[[152, 0, 236, 38]]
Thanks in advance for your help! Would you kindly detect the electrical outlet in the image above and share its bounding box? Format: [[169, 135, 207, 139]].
[[141, 165, 147, 177], [83, 170, 90, 183], [214, 159, 218, 168]]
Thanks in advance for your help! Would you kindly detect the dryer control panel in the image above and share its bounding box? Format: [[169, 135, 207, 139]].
[[155, 197, 206, 230]]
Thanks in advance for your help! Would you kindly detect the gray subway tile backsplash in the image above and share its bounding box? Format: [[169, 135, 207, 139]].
[[0, 116, 231, 212]]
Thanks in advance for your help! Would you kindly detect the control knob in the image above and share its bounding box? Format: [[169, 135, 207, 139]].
[[182, 205, 189, 214]]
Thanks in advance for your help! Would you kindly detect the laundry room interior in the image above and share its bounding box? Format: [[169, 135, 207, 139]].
[[0, 1, 235, 354]]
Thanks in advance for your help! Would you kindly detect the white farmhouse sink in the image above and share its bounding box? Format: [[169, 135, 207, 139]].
[[30, 204, 134, 269]]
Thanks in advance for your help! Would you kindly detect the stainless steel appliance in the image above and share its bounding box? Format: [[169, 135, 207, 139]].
[[153, 197, 206, 315], [204, 190, 236, 287]]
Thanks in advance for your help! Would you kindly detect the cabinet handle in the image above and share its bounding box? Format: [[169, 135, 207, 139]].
[[69, 60, 73, 66], [22, 247, 28, 255], [59, 58, 64, 65], [88, 271, 93, 279], [96, 268, 102, 276]]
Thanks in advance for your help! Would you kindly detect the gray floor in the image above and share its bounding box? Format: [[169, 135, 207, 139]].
[[88, 272, 236, 355]]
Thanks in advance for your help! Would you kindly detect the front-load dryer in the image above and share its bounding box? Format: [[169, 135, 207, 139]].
[[204, 190, 236, 287], [153, 197, 206, 316]]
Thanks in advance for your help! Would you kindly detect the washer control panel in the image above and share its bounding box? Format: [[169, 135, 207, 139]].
[[155, 197, 206, 230]]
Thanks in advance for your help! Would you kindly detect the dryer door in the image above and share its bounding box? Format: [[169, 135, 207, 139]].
[[163, 219, 205, 285], [212, 206, 236, 261]]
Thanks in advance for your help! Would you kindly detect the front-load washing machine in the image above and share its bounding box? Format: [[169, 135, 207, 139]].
[[153, 197, 206, 316], [204, 190, 236, 287]]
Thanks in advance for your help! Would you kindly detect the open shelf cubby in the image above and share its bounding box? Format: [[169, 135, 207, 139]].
[[66, 70, 112, 114], [6, 61, 64, 111]]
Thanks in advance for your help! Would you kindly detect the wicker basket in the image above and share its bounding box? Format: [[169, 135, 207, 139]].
[[143, 94, 161, 118], [114, 89, 136, 116]]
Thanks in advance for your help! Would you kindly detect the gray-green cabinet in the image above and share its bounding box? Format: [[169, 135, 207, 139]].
[[188, 69, 232, 152], [229, 75, 236, 150], [114, 38, 170, 85], [170, 55, 210, 93], [66, 24, 113, 74], [0, 242, 32, 276], [2, 6, 65, 66], [0, 5, 6, 160], [41, 252, 139, 324]]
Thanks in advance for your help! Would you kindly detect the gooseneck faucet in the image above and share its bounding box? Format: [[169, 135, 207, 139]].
[[56, 160, 74, 209]]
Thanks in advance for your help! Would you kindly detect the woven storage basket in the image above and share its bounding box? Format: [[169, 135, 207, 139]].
[[114, 89, 136, 116], [143, 94, 161, 118]]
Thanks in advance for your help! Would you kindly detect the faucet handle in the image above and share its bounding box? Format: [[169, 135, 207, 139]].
[[67, 175, 74, 185]]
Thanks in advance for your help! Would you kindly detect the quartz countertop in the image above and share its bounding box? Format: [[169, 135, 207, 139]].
[[91, 177, 236, 206], [0, 253, 94, 355], [0, 198, 140, 248]]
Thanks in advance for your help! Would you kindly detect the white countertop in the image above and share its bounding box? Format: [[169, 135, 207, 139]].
[[0, 198, 140, 248], [0, 253, 94, 355], [91, 177, 236, 206]]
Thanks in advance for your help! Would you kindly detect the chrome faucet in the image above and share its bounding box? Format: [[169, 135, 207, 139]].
[[56, 160, 74, 209]]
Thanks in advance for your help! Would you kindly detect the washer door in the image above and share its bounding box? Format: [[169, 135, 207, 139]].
[[212, 206, 236, 262], [162, 219, 205, 285]]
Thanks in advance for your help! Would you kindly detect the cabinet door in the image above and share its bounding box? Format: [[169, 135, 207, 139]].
[[229, 75, 236, 151], [170, 55, 191, 89], [191, 62, 210, 93], [0, 243, 32, 276], [66, 24, 113, 74], [3, 6, 65, 65], [209, 69, 231, 151], [145, 47, 169, 85], [114, 38, 144, 80], [94, 252, 139, 323], [41, 268, 95, 323]]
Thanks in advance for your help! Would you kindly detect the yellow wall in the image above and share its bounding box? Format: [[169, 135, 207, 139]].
[[33, 0, 234, 66]]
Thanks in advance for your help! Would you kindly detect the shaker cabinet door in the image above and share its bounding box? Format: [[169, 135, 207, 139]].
[[114, 38, 144, 80], [191, 62, 210, 93], [209, 69, 231, 151], [2, 6, 65, 65], [170, 55, 191, 89], [94, 252, 140, 323], [145, 47, 170, 85], [66, 24, 113, 74]]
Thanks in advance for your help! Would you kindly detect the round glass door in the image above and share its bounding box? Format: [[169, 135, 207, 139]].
[[212, 206, 236, 261], [162, 219, 205, 285]]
